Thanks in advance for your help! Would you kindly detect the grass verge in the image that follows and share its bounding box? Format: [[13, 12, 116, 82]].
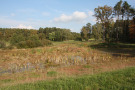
[[1, 67, 135, 90]]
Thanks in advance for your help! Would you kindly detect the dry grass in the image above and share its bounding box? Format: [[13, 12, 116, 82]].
[[0, 41, 135, 87]]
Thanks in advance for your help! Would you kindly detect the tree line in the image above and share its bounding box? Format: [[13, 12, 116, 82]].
[[81, 0, 135, 42], [0, 28, 81, 49]]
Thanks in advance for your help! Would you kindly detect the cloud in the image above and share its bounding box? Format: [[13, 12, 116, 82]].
[[54, 14, 72, 22], [11, 24, 34, 29], [88, 11, 94, 16], [0, 16, 43, 29], [87, 10, 96, 23], [73, 11, 88, 20], [0, 10, 96, 33], [42, 12, 50, 16], [53, 11, 88, 23], [11, 13, 15, 16]]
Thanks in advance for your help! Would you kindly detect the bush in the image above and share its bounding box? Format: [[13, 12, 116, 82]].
[[28, 35, 39, 41], [0, 41, 6, 48], [10, 34, 25, 45], [41, 39, 52, 46], [15, 36, 52, 49], [17, 40, 43, 48], [17, 41, 27, 48], [26, 35, 42, 48], [26, 40, 41, 48]]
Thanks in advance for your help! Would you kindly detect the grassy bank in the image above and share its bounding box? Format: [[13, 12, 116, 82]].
[[1, 67, 135, 90]]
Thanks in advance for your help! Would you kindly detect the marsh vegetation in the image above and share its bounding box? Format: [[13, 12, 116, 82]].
[[0, 40, 135, 89]]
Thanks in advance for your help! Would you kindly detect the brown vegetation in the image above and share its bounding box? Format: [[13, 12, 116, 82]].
[[0, 41, 135, 87]]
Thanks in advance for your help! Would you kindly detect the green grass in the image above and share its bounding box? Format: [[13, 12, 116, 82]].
[[1, 67, 135, 90], [0, 79, 13, 83], [30, 73, 40, 78], [90, 42, 135, 49], [83, 65, 91, 68], [47, 71, 57, 77]]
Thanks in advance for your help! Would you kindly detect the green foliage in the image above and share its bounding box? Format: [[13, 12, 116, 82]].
[[47, 71, 57, 77], [30, 73, 40, 78], [17, 39, 52, 48], [83, 65, 91, 68], [1, 67, 135, 90], [10, 34, 25, 45], [0, 27, 82, 49], [71, 32, 82, 41], [0, 79, 13, 83], [41, 39, 52, 46], [81, 23, 92, 41], [91, 0, 135, 43], [26, 35, 42, 48], [5, 30, 53, 48], [49, 32, 56, 41], [114, 0, 123, 20], [94, 5, 113, 41], [25, 40, 41, 48], [39, 27, 79, 41], [90, 42, 135, 49], [38, 33, 46, 40], [28, 35, 39, 41], [92, 23, 103, 40], [17, 39, 41, 48], [17, 41, 28, 48]]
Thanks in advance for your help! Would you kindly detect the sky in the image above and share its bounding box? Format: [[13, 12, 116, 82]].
[[0, 0, 135, 33]]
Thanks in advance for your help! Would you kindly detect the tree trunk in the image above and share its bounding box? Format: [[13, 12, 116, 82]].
[[102, 25, 105, 42]]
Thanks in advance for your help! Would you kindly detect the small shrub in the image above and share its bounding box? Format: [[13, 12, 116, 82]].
[[16, 39, 52, 49], [17, 41, 27, 48], [34, 40, 42, 47], [41, 39, 52, 46], [26, 40, 41, 48], [17, 40, 42, 48], [26, 40, 36, 48]]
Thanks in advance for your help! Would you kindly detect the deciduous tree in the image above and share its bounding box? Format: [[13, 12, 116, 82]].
[[94, 5, 112, 41]]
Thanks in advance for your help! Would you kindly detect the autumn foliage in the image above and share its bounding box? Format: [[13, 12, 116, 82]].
[[129, 20, 135, 40]]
